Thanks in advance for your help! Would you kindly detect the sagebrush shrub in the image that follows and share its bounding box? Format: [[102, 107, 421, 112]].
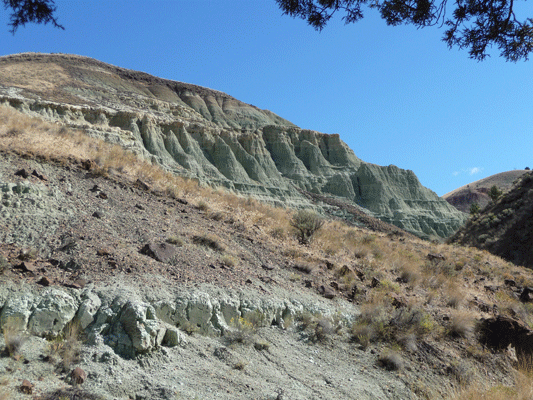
[[290, 209, 324, 245]]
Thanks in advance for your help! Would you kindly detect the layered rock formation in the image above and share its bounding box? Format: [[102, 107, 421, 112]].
[[0, 53, 467, 238]]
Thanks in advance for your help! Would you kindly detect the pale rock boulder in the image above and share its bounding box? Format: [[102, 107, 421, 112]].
[[75, 290, 102, 329], [0, 292, 35, 331], [28, 289, 78, 336], [118, 301, 165, 354]]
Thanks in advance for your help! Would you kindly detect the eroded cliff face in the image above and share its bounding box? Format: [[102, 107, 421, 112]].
[[0, 53, 467, 238]]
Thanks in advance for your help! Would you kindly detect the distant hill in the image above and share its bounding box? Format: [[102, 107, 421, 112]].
[[449, 171, 533, 269], [443, 170, 529, 213]]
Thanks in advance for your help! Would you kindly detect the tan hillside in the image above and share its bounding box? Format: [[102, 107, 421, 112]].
[[1, 104, 533, 399], [443, 170, 529, 213]]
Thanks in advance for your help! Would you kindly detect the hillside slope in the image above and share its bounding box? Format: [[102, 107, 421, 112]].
[[450, 171, 533, 269], [1, 107, 533, 400], [0, 53, 466, 239], [443, 170, 529, 213]]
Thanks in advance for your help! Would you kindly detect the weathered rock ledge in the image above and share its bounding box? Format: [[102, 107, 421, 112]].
[[0, 279, 358, 359]]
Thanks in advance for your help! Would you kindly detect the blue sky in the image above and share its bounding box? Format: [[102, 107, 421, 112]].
[[1, 0, 532, 196]]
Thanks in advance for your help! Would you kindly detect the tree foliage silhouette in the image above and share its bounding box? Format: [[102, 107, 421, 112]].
[[3, 0, 63, 33], [276, 0, 533, 61]]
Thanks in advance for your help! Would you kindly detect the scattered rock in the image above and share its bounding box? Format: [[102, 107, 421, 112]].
[[371, 277, 381, 288], [13, 261, 37, 275], [520, 287, 533, 303], [484, 285, 499, 293], [71, 367, 87, 385], [135, 179, 150, 191], [37, 276, 51, 286], [338, 265, 353, 276], [92, 210, 104, 219], [140, 242, 178, 263], [427, 253, 446, 262], [355, 269, 365, 281], [162, 328, 183, 347], [479, 314, 533, 367], [318, 285, 335, 299], [20, 379, 33, 394], [31, 169, 47, 181], [14, 168, 30, 178]]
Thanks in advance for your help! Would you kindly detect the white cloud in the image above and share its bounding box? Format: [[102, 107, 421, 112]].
[[452, 167, 483, 177]]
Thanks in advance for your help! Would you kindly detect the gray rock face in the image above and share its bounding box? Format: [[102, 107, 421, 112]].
[[0, 53, 467, 238], [0, 282, 357, 359]]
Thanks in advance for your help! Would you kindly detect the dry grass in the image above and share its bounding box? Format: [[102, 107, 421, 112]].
[[1, 316, 26, 357], [448, 310, 475, 338], [220, 254, 239, 268], [450, 367, 533, 400], [192, 234, 225, 252], [378, 348, 403, 371], [47, 322, 82, 370]]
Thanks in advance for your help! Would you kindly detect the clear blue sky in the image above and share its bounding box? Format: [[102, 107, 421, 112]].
[[1, 1, 532, 196]]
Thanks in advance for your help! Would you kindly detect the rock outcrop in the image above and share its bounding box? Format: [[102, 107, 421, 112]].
[[0, 281, 356, 359], [0, 53, 467, 238]]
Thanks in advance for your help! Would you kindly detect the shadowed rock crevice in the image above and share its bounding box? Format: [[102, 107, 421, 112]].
[[479, 315, 533, 367]]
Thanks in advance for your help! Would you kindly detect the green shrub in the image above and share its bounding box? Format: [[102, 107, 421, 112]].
[[290, 209, 324, 245], [226, 316, 256, 345], [489, 185, 503, 202], [469, 203, 481, 215], [298, 312, 342, 343]]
